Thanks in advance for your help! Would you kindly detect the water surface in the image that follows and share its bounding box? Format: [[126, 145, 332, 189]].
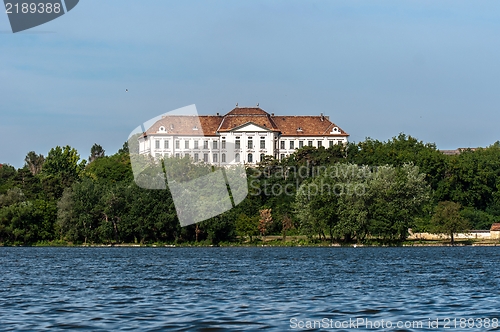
[[1, 247, 499, 331]]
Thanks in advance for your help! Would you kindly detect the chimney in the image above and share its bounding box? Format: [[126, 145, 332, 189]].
[[271, 113, 274, 116], [216, 112, 220, 116], [320, 113, 324, 121]]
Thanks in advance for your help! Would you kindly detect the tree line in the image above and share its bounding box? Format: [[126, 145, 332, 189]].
[[1, 134, 499, 245]]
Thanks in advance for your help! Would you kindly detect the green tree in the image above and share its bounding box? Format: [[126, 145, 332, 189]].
[[89, 144, 105, 163], [41, 146, 86, 199], [0, 164, 16, 195], [431, 201, 470, 245], [235, 213, 259, 242], [24, 151, 45, 175]]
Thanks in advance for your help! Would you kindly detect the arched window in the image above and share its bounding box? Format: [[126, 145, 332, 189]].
[[222, 153, 226, 163], [235, 153, 240, 163], [248, 153, 253, 163], [260, 153, 265, 162]]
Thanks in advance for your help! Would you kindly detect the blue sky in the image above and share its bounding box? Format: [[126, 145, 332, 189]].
[[2, 0, 500, 168]]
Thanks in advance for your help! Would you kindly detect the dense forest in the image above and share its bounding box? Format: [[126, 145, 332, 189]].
[[1, 134, 500, 245]]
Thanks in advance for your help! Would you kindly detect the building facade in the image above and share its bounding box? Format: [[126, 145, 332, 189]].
[[138, 106, 349, 165]]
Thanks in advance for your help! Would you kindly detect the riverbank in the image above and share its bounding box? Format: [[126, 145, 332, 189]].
[[2, 236, 500, 247]]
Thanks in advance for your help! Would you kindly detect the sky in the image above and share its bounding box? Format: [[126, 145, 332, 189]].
[[1, 0, 500, 168]]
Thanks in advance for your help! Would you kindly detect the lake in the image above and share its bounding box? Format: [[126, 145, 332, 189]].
[[1, 247, 499, 331]]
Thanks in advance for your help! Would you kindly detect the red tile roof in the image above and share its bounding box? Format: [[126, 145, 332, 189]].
[[226, 107, 269, 116], [490, 223, 500, 231], [146, 107, 348, 137], [271, 115, 348, 137]]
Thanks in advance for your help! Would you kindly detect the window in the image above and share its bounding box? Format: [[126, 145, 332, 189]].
[[248, 137, 253, 149], [203, 153, 208, 162], [185, 140, 189, 149], [260, 153, 265, 162], [222, 138, 226, 149], [194, 153, 199, 162], [184, 153, 190, 158], [213, 154, 218, 162], [203, 141, 208, 149], [260, 137, 265, 149], [329, 140, 334, 147], [213, 141, 218, 149], [308, 141, 313, 147], [155, 140, 160, 149], [299, 141, 304, 148], [155, 153, 160, 158], [247, 153, 253, 163], [175, 153, 180, 158], [235, 153, 240, 162], [222, 153, 226, 163], [194, 141, 199, 149], [280, 141, 285, 149], [164, 140, 169, 149], [318, 141, 322, 148], [280, 154, 285, 160], [235, 138, 241, 149], [175, 140, 180, 149], [290, 141, 295, 149]]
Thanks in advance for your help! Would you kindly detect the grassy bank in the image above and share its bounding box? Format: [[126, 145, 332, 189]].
[[2, 236, 500, 247]]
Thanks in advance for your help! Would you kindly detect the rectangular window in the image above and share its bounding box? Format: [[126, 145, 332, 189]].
[[175, 153, 180, 158], [155, 140, 160, 149], [329, 140, 334, 147], [308, 141, 313, 147], [235, 138, 241, 149], [248, 137, 253, 149], [299, 141, 304, 148], [175, 140, 180, 149], [164, 140, 169, 149], [260, 137, 265, 149], [280, 154, 285, 160], [203, 141, 208, 149], [194, 153, 199, 162], [290, 141, 295, 149], [280, 141, 285, 149], [185, 140, 189, 149], [318, 141, 322, 148], [194, 141, 199, 149], [203, 153, 208, 162], [213, 141, 218, 149], [222, 138, 226, 149], [213, 154, 218, 162], [222, 153, 226, 163]]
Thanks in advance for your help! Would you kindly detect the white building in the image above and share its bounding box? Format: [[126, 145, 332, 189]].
[[138, 106, 349, 165]]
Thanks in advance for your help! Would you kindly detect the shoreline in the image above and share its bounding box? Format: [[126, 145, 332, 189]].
[[1, 240, 500, 248]]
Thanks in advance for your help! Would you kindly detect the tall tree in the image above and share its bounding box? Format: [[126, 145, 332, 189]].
[[89, 144, 105, 163], [431, 201, 470, 245], [24, 151, 45, 175], [41, 146, 85, 199]]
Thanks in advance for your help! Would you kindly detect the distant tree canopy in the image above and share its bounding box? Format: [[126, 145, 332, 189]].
[[0, 135, 499, 245]]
